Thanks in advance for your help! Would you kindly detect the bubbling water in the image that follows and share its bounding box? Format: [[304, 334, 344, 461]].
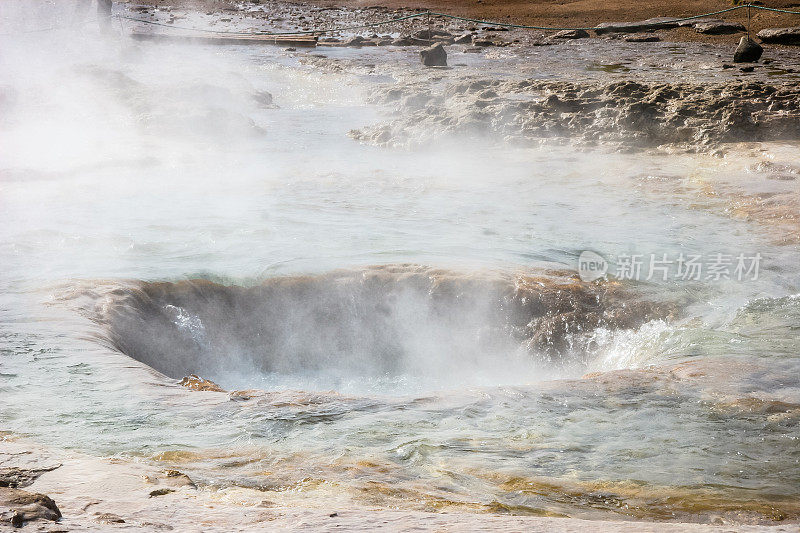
[[71, 265, 669, 392]]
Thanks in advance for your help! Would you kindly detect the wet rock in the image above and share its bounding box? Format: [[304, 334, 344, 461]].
[[594, 17, 679, 34], [551, 29, 589, 39], [95, 512, 126, 524], [420, 42, 447, 67], [757, 26, 800, 45], [472, 39, 496, 47], [357, 78, 800, 151], [740, 66, 755, 72], [230, 389, 266, 401], [149, 488, 175, 497], [694, 20, 745, 34], [734, 36, 763, 63], [0, 487, 62, 527], [178, 374, 225, 392], [453, 33, 473, 45], [162, 469, 196, 488], [0, 465, 60, 489], [252, 90, 276, 109]]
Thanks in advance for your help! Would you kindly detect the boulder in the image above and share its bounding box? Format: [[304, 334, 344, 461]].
[[694, 20, 745, 34], [454, 32, 473, 44], [0, 487, 61, 527], [594, 17, 680, 34], [412, 29, 452, 40], [420, 42, 447, 67], [757, 26, 800, 45], [551, 29, 590, 39], [343, 35, 366, 47], [734, 36, 763, 63]]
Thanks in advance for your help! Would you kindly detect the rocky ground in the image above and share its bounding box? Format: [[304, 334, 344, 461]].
[[128, 0, 800, 46], [350, 78, 800, 151], [119, 0, 800, 156]]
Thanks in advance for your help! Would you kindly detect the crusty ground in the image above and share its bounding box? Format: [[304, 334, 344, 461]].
[[2, 433, 798, 532]]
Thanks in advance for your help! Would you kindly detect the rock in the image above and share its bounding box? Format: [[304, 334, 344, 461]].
[[95, 512, 126, 524], [149, 488, 175, 497], [734, 36, 763, 63], [676, 17, 716, 27], [594, 17, 680, 34], [358, 76, 800, 151], [454, 32, 473, 44], [694, 20, 745, 35], [229, 389, 266, 401], [624, 35, 660, 42], [284, 47, 296, 52], [391, 36, 415, 46], [757, 26, 800, 45], [472, 39, 495, 47], [252, 90, 275, 109], [412, 28, 452, 40], [420, 42, 447, 67], [0, 487, 62, 527], [163, 470, 196, 488], [740, 66, 755, 72], [178, 374, 225, 392], [551, 29, 590, 39], [0, 465, 60, 489], [343, 35, 366, 47]]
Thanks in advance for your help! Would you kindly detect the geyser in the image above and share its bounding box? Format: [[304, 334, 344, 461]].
[[84, 264, 669, 389]]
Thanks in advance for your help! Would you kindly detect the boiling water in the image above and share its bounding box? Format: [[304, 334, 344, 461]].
[[1, 4, 800, 524]]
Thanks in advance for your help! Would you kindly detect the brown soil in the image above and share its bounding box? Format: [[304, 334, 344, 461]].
[[139, 0, 800, 44], [313, 0, 800, 44]]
